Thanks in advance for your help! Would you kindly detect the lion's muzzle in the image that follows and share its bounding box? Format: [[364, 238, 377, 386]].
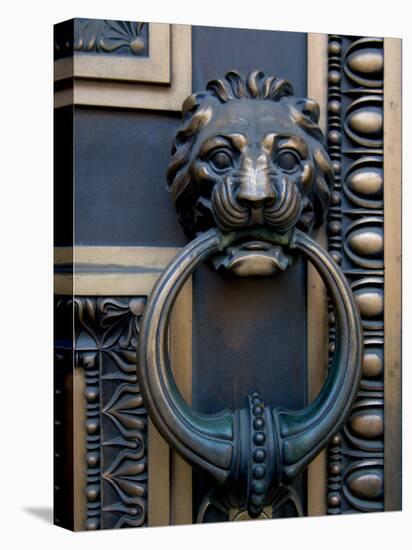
[[212, 173, 302, 233], [236, 165, 276, 208]]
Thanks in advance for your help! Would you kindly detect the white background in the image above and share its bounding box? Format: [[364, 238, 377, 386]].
[[1, 1, 410, 548]]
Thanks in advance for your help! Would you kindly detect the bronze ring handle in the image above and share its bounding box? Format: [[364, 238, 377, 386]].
[[137, 227, 363, 517]]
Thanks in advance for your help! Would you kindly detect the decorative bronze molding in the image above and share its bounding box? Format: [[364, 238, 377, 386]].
[[54, 245, 193, 529], [73, 20, 148, 56], [54, 21, 168, 83], [54, 21, 191, 111], [67, 296, 149, 530], [326, 35, 387, 514], [55, 20, 149, 60]]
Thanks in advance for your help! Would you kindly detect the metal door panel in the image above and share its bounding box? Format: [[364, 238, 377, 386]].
[[53, 20, 402, 530]]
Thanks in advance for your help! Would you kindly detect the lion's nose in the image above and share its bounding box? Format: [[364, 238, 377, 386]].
[[237, 169, 276, 208]]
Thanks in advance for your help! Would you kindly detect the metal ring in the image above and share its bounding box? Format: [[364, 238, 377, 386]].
[[137, 227, 362, 512]]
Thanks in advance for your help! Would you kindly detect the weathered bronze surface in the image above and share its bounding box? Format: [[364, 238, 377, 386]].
[[324, 35, 392, 515], [138, 71, 363, 519]]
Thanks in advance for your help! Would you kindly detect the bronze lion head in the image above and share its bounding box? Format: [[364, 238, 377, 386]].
[[167, 70, 334, 276]]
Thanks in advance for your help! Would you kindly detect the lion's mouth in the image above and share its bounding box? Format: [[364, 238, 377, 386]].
[[212, 240, 293, 277]]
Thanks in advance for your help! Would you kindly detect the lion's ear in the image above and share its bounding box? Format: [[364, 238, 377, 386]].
[[294, 97, 320, 124]]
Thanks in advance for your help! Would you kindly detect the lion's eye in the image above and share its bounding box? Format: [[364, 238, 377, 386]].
[[209, 150, 233, 171], [276, 150, 301, 172]]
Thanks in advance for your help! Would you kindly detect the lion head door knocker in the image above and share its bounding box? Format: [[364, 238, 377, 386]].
[[137, 71, 362, 521]]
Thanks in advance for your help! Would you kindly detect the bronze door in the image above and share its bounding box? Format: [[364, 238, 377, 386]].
[[54, 20, 402, 530]]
